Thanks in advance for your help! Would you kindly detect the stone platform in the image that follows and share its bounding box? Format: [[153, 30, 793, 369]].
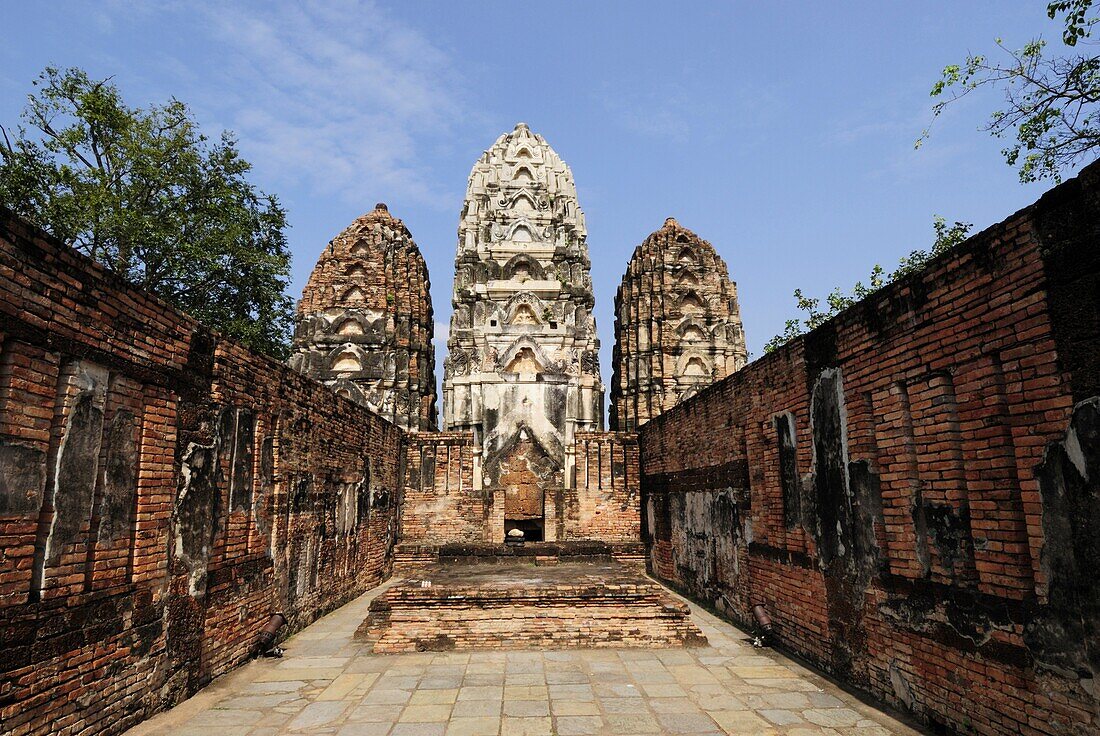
[[356, 560, 707, 653]]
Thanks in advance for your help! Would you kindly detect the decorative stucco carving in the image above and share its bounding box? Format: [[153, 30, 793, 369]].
[[442, 123, 604, 528], [610, 217, 748, 431], [289, 203, 437, 431]]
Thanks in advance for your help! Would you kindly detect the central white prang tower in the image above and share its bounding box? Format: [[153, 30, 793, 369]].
[[442, 123, 603, 542]]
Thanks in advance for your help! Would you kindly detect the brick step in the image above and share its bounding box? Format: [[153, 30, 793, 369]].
[[393, 540, 646, 567], [392, 550, 434, 571], [355, 560, 707, 652]]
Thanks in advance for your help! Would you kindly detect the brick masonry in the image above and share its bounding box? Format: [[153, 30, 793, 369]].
[[356, 561, 706, 653], [289, 203, 437, 431], [611, 217, 748, 431], [400, 431, 483, 543], [0, 209, 406, 736], [398, 430, 640, 546], [0, 153, 1097, 736], [637, 162, 1100, 735], [569, 431, 641, 543]]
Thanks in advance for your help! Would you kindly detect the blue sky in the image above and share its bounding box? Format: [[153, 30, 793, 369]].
[[3, 2, 1078, 420]]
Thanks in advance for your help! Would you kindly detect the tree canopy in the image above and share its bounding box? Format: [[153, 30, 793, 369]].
[[919, 1, 1100, 183], [0, 66, 294, 358]]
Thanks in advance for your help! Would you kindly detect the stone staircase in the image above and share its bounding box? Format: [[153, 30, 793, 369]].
[[356, 559, 706, 653]]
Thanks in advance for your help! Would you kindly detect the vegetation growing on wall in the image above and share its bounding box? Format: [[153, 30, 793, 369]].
[[764, 216, 972, 353]]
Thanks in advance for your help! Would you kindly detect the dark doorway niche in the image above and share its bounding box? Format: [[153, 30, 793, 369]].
[[505, 518, 544, 542], [498, 435, 553, 543]]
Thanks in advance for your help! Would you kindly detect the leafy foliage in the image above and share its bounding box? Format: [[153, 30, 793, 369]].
[[763, 217, 972, 353], [1049, 0, 1099, 45], [918, 1, 1100, 183], [0, 67, 294, 358]]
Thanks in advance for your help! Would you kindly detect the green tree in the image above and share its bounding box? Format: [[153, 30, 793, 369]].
[[763, 216, 971, 353], [918, 1, 1100, 183], [0, 66, 294, 358]]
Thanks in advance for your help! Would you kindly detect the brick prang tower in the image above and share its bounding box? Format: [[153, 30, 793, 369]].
[[290, 203, 437, 431], [610, 217, 747, 431]]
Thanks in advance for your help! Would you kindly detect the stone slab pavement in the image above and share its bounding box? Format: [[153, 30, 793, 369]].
[[126, 578, 926, 736]]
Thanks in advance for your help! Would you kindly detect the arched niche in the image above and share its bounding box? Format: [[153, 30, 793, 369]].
[[677, 269, 700, 285], [511, 304, 539, 325], [679, 291, 705, 313], [684, 356, 708, 376], [513, 261, 533, 282], [335, 318, 364, 336], [331, 351, 362, 372], [512, 191, 536, 212], [342, 286, 366, 303], [675, 351, 713, 380], [505, 347, 542, 375], [678, 247, 699, 266], [329, 379, 366, 406], [681, 325, 706, 341], [503, 255, 546, 282]]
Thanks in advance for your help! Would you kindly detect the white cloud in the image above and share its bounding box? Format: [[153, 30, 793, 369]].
[[826, 91, 995, 183], [191, 0, 468, 209], [434, 319, 450, 345]]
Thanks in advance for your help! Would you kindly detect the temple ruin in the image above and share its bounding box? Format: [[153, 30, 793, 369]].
[[441, 123, 603, 541], [0, 130, 1098, 736], [611, 217, 748, 430], [290, 203, 437, 431]]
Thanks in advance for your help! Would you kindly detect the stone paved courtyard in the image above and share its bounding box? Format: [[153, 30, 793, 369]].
[[127, 578, 925, 736]]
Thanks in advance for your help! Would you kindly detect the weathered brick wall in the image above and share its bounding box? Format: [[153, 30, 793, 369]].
[[638, 163, 1100, 735], [0, 209, 405, 736], [399, 432, 483, 542], [399, 432, 642, 546], [568, 432, 641, 542]]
